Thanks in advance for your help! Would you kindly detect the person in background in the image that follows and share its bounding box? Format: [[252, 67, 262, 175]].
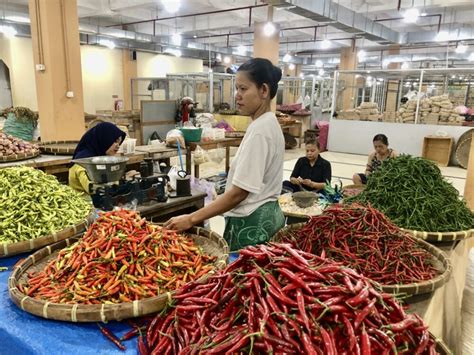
[[164, 58, 285, 252], [353, 133, 398, 185], [69, 122, 126, 194], [282, 140, 332, 193]]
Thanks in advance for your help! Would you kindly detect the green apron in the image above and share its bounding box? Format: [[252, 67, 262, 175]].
[[224, 200, 285, 252]]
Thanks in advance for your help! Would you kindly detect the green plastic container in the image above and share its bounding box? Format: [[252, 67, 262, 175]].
[[180, 127, 203, 142]]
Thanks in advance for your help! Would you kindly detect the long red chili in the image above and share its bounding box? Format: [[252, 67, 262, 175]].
[[97, 323, 126, 351]]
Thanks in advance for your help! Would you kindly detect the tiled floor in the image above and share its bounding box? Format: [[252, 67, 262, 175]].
[[174, 146, 467, 235]]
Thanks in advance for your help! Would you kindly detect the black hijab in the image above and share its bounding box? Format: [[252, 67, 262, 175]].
[[73, 122, 126, 159]]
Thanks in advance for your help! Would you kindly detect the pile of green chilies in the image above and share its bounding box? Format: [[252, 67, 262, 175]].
[[140, 243, 439, 354], [348, 154, 474, 232], [278, 203, 440, 285], [0, 167, 91, 243]]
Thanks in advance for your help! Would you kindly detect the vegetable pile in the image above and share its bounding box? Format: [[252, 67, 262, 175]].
[[142, 243, 439, 354], [277, 204, 440, 285], [0, 132, 39, 158], [348, 155, 474, 232], [20, 210, 217, 304], [0, 167, 91, 244]]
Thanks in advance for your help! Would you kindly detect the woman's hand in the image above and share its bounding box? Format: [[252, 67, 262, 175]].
[[290, 177, 302, 185], [302, 179, 313, 187], [163, 214, 194, 231]]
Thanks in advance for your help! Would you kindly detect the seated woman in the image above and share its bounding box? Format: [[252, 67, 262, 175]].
[[282, 140, 332, 193], [353, 134, 398, 185], [69, 122, 126, 194]]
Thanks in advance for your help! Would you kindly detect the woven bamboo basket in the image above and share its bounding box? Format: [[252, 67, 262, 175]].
[[0, 210, 94, 258], [8, 226, 228, 322], [39, 141, 79, 155], [401, 228, 474, 242], [273, 223, 452, 296], [432, 333, 453, 354], [0, 149, 39, 163], [455, 134, 472, 169]]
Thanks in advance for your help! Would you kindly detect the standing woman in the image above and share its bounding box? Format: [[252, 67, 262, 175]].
[[165, 58, 285, 251], [69, 122, 126, 194], [352, 133, 398, 185]]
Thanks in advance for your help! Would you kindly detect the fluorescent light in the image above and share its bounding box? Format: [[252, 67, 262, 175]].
[[435, 31, 450, 42], [223, 56, 231, 64], [236, 45, 246, 55], [315, 60, 323, 68], [421, 12, 427, 16], [282, 53, 292, 63], [366, 76, 373, 81], [357, 50, 367, 62], [455, 43, 467, 54], [321, 39, 331, 49], [299, 73, 304, 78], [318, 69, 325, 76], [5, 15, 30, 24], [403, 8, 419, 23], [162, 0, 180, 13], [288, 63, 296, 70], [401, 62, 410, 70], [263, 22, 276, 36], [172, 33, 182, 45], [0, 25, 17, 39], [469, 53, 474, 61], [98, 39, 115, 49], [193, 35, 197, 38]]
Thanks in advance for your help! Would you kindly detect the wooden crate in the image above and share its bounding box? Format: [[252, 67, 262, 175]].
[[422, 136, 453, 167]]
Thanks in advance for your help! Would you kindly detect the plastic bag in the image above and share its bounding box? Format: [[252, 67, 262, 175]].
[[190, 176, 217, 205], [168, 166, 179, 190], [209, 146, 225, 164], [193, 145, 209, 165], [166, 129, 185, 148]]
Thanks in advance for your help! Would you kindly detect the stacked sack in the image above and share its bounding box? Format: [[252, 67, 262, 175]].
[[396, 99, 417, 123], [462, 248, 474, 355], [430, 95, 464, 125], [337, 102, 381, 121], [397, 95, 464, 125], [382, 111, 397, 122]]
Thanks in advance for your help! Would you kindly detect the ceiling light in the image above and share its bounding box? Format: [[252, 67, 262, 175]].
[[357, 50, 367, 61], [366, 76, 373, 81], [216, 53, 222, 61], [98, 39, 115, 49], [469, 53, 474, 61], [318, 69, 325, 76], [193, 35, 197, 38], [172, 33, 182, 45], [382, 59, 391, 67], [223, 56, 231, 64], [5, 15, 30, 24], [263, 22, 276, 37], [299, 73, 304, 78], [164, 48, 182, 57], [314, 60, 323, 68], [0, 25, 17, 39], [403, 8, 420, 23], [162, 0, 180, 13], [435, 31, 450, 42], [288, 63, 296, 70], [321, 39, 331, 49], [283, 53, 292, 62], [401, 62, 410, 70], [421, 12, 427, 16], [455, 43, 467, 54]]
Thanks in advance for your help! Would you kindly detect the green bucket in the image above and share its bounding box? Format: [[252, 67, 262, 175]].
[[180, 127, 203, 142]]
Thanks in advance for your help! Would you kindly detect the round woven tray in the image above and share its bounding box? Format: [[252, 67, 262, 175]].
[[455, 134, 472, 169], [39, 141, 79, 155], [0, 210, 94, 258], [0, 149, 40, 163], [8, 226, 229, 322], [401, 228, 474, 242], [273, 224, 452, 296], [432, 333, 453, 355]]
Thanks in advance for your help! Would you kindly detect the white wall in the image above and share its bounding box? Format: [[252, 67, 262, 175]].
[[328, 119, 472, 163], [137, 52, 203, 77], [80, 45, 123, 114]]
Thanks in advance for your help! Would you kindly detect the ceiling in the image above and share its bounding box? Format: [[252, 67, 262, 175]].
[[1, 0, 474, 72]]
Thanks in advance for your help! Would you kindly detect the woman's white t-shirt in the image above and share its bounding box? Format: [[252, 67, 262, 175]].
[[224, 111, 285, 217]]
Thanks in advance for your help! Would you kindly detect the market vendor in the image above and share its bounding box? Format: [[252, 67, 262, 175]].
[[282, 140, 332, 193], [164, 58, 285, 251], [352, 133, 398, 185], [69, 122, 126, 194]]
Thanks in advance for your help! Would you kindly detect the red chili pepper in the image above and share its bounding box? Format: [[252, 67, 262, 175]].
[[97, 323, 126, 351]]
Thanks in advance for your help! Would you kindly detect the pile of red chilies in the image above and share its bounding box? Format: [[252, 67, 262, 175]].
[[141, 243, 438, 354], [279, 203, 439, 285], [20, 210, 216, 304]]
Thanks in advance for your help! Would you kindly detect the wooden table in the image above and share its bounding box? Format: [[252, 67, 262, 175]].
[[137, 192, 206, 222], [280, 121, 303, 147], [185, 138, 243, 178], [135, 145, 186, 160]]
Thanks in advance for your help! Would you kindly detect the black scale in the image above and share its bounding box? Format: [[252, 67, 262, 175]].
[[91, 175, 168, 211]]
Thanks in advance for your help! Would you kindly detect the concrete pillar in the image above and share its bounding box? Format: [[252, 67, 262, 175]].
[[122, 49, 137, 111], [253, 21, 280, 111], [28, 0, 85, 141], [386, 45, 401, 112], [464, 131, 474, 210], [339, 47, 358, 110]]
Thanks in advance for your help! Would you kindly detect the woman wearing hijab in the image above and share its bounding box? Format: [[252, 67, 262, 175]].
[[69, 122, 126, 194]]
